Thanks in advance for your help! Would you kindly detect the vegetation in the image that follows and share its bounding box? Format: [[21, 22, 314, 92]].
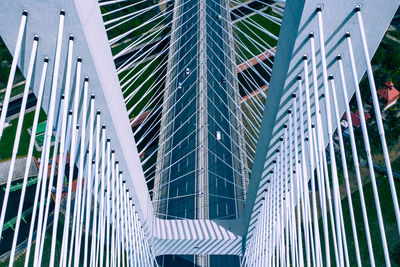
[[1, 2, 400, 266], [354, 35, 400, 159], [0, 109, 47, 161], [0, 215, 64, 267], [318, 178, 400, 266], [320, 15, 400, 267], [100, 1, 171, 56], [0, 38, 24, 91], [370, 37, 400, 92], [120, 56, 167, 118], [234, 7, 281, 62]]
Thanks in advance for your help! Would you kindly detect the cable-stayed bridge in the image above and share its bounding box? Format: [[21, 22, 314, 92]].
[[0, 0, 399, 266]]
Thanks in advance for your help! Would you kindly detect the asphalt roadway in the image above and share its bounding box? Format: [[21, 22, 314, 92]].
[[158, 0, 241, 265]]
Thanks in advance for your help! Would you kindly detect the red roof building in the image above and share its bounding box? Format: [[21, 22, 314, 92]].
[[377, 81, 400, 110], [343, 110, 371, 128]]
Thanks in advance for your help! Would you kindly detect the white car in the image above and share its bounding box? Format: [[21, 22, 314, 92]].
[[216, 131, 222, 141], [178, 82, 182, 89], [186, 68, 190, 75], [218, 15, 222, 20]]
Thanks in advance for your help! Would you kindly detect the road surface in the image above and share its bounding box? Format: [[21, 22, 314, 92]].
[[157, 0, 242, 265]]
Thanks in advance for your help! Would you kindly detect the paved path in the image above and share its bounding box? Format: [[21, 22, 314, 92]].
[[236, 47, 276, 73], [386, 33, 400, 45], [0, 81, 26, 94], [0, 157, 38, 185], [240, 84, 267, 103]]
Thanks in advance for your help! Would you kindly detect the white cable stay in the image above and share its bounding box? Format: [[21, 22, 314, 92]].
[[125, 52, 200, 129], [113, 23, 167, 61], [117, 0, 199, 77], [112, 18, 169, 61], [48, 34, 75, 267], [8, 56, 48, 266], [213, 0, 278, 56], [355, 8, 400, 238], [31, 10, 66, 266], [117, 0, 274, 89], [116, 6, 198, 80], [230, 8, 280, 44], [148, 165, 248, 196], [209, 0, 273, 82], [203, 29, 266, 122], [132, 51, 260, 160], [0, 35, 39, 239], [251, 0, 285, 14], [136, 79, 201, 165], [203, 12, 270, 111], [154, 190, 247, 204], [0, 10, 27, 140], [104, 0, 171, 28], [152, 119, 250, 191], [203, 9, 276, 95], [108, 5, 173, 46], [149, 117, 252, 191], [101, 0, 148, 17], [98, 0, 129, 7], [109, 7, 172, 47], [212, 0, 279, 52], [230, 0, 282, 28], [134, 0, 276, 210], [3, 2, 400, 267], [135, 81, 258, 172], [203, 45, 263, 140], [123, 9, 200, 109], [121, 13, 199, 102], [133, 66, 200, 145], [59, 56, 82, 267], [123, 51, 199, 126], [208, 4, 276, 71], [202, 67, 259, 155], [0, 9, 157, 267], [230, 19, 275, 70], [242, 6, 399, 267], [123, 63, 196, 123]]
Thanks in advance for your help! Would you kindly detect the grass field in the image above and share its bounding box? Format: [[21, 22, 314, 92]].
[[234, 9, 281, 62], [0, 211, 117, 266], [316, 175, 400, 266], [0, 215, 64, 267], [120, 56, 167, 118], [0, 83, 26, 103], [0, 110, 47, 161]]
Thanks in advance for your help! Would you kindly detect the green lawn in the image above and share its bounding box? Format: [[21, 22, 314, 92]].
[[0, 213, 123, 266], [0, 215, 64, 267], [103, 2, 168, 49], [0, 110, 47, 161], [317, 176, 400, 266], [0, 83, 27, 104], [0, 37, 25, 90], [234, 9, 281, 62], [120, 56, 167, 118], [111, 21, 170, 56]]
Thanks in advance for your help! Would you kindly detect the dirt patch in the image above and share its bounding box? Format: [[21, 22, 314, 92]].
[[159, 0, 167, 13]]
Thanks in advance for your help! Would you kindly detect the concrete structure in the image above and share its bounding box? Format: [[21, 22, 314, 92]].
[[0, 157, 38, 185], [0, 0, 399, 267]]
